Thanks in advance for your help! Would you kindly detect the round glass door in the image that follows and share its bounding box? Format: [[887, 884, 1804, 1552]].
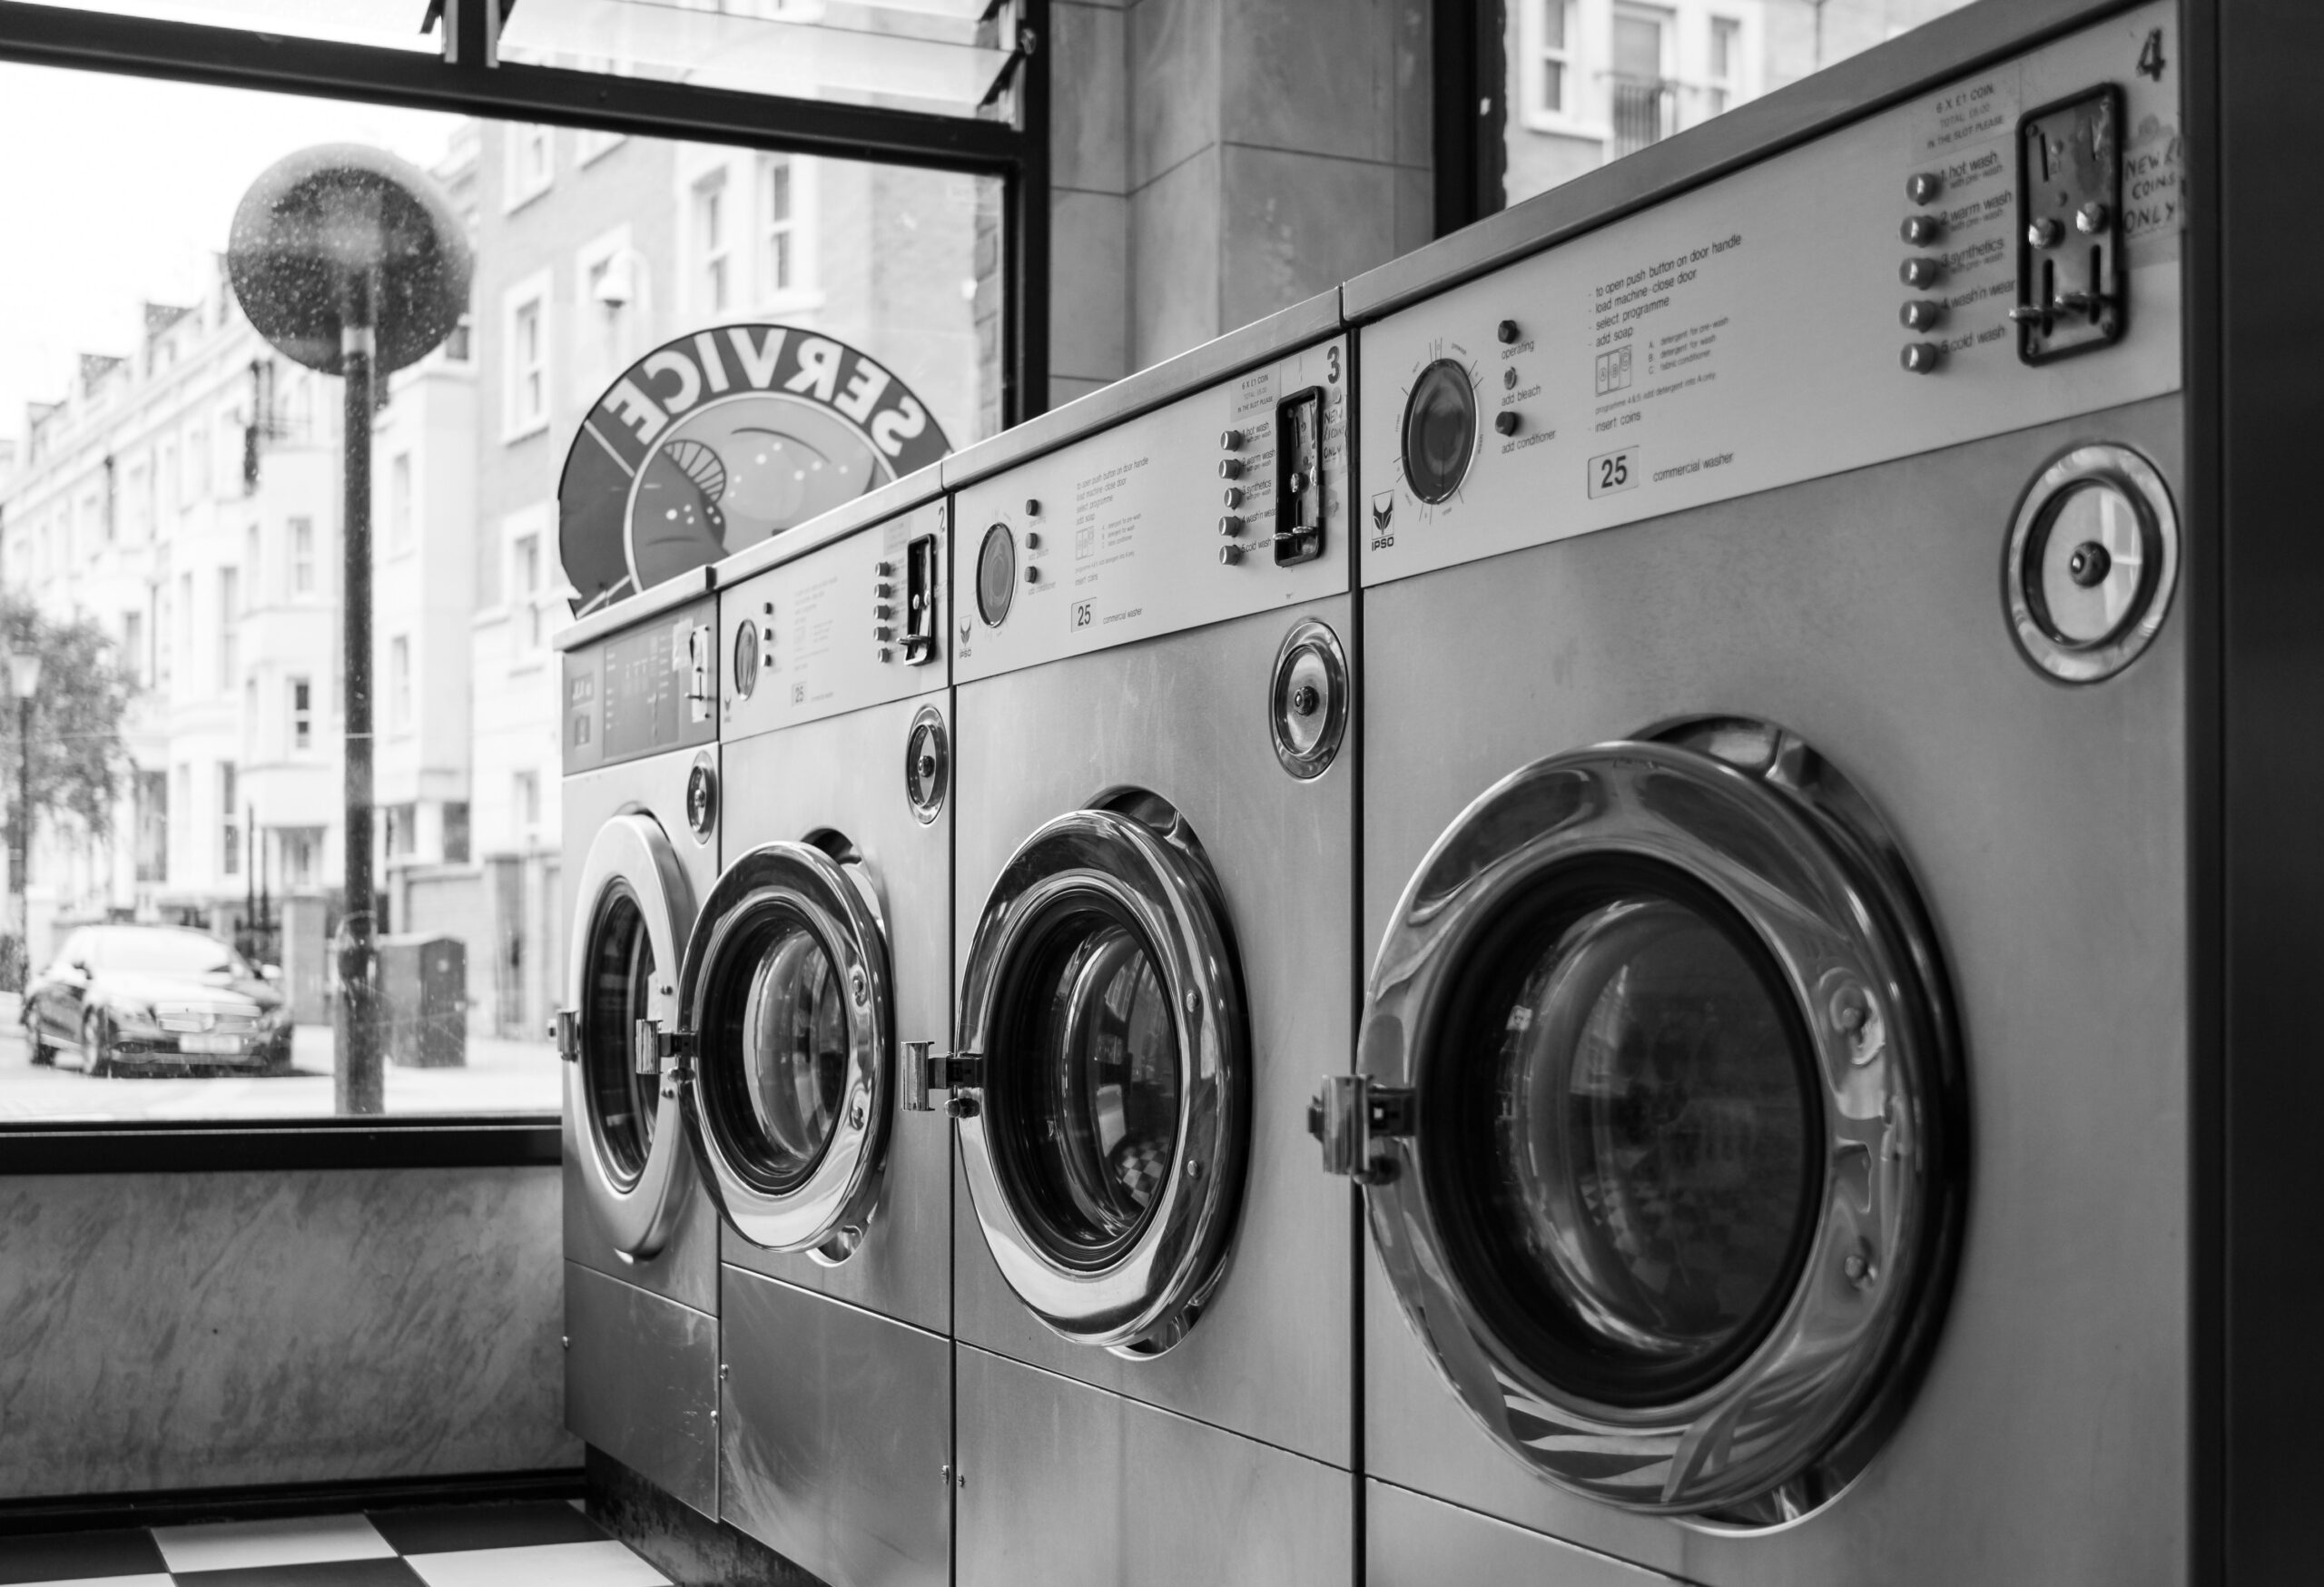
[[1358, 723, 1963, 1525], [679, 842, 892, 1258], [955, 800, 1247, 1356], [567, 812, 700, 1259]]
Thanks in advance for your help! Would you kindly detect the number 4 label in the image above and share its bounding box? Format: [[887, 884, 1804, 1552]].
[[1588, 446, 1640, 498]]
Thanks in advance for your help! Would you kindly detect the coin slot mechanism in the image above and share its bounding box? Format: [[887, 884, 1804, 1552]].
[[1273, 385, 1325, 567], [2013, 84, 2126, 364], [901, 533, 939, 665]]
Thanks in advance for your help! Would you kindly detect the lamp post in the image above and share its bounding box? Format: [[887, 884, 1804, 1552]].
[[8, 646, 41, 951], [228, 145, 470, 1114]]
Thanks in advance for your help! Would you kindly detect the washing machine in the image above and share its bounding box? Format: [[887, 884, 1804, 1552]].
[[679, 470, 954, 1587], [1323, 4, 2195, 1583], [556, 566, 725, 1520], [917, 294, 1357, 1586]]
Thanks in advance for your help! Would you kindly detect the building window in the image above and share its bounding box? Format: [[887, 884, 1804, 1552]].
[[390, 635, 412, 733], [389, 452, 413, 553], [443, 801, 471, 864], [290, 676, 312, 750], [762, 156, 795, 295], [220, 762, 240, 877], [246, 524, 262, 606], [218, 566, 240, 689], [122, 611, 143, 685], [1708, 15, 1741, 115], [514, 531, 544, 651], [505, 278, 550, 439], [514, 769, 541, 834], [505, 122, 553, 209], [386, 802, 418, 860], [444, 316, 473, 362], [1610, 4, 1676, 157], [1540, 1, 1574, 117], [188, 424, 210, 500], [290, 516, 316, 595], [694, 172, 729, 314], [134, 769, 167, 884], [281, 827, 321, 888]]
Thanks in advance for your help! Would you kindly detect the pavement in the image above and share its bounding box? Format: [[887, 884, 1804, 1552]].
[[0, 993, 561, 1121]]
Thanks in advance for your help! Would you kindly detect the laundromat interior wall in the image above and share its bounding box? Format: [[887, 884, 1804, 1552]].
[[1046, 0, 1434, 404], [0, 1167, 573, 1498], [0, 1, 1433, 1507]]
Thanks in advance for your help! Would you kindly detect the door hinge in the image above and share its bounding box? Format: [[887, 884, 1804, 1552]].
[[1309, 1075, 1414, 1184], [634, 1019, 694, 1079], [902, 1040, 984, 1117], [555, 1009, 580, 1062]]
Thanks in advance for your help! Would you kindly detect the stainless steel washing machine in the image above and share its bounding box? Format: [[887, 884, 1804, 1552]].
[[1324, 4, 2194, 1582], [556, 567, 726, 1520], [919, 296, 1358, 1586], [683, 471, 953, 1587]]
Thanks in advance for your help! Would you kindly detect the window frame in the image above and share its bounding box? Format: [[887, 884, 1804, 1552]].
[[0, 0, 1050, 1167]]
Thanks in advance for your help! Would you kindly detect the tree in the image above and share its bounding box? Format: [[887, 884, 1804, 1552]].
[[1, 593, 136, 851]]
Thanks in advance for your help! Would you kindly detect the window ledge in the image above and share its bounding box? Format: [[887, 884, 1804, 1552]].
[[0, 1115, 560, 1175]]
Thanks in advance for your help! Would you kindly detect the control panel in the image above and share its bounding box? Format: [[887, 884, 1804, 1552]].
[[562, 596, 718, 775], [952, 336, 1348, 683], [1357, 0, 2180, 589], [718, 499, 948, 740]]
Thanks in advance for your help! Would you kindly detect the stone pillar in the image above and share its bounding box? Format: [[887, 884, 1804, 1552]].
[[1050, 0, 1433, 389]]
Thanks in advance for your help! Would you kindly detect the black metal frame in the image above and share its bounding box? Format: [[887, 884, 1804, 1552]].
[[0, 1117, 559, 1173], [0, 0, 1049, 1168], [1429, 0, 1503, 234]]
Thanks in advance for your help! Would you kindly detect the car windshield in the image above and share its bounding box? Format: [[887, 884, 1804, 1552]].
[[85, 928, 249, 979]]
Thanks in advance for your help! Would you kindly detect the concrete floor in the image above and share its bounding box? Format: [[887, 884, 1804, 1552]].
[[0, 994, 560, 1121]]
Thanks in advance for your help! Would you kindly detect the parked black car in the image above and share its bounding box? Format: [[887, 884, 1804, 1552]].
[[23, 924, 293, 1076]]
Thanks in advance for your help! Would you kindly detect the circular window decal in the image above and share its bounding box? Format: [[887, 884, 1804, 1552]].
[[732, 620, 760, 701]]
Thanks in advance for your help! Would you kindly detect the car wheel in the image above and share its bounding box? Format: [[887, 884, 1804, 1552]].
[[25, 1018, 54, 1067], [82, 1010, 116, 1078], [261, 1038, 295, 1078]]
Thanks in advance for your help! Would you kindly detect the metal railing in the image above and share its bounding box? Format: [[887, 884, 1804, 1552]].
[[1610, 76, 1675, 159]]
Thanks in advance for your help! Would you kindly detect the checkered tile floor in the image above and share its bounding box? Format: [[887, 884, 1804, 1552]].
[[0, 1502, 667, 1586]]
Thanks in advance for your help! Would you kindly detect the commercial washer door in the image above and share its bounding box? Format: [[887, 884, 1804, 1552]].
[[678, 843, 893, 1259], [953, 802, 1248, 1356], [566, 812, 701, 1260], [1341, 722, 1963, 1527]]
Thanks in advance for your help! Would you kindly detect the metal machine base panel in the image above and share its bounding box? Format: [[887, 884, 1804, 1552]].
[[1366, 1482, 1678, 1587], [720, 1266, 950, 1587], [956, 1345, 1352, 1587], [566, 1260, 719, 1520]]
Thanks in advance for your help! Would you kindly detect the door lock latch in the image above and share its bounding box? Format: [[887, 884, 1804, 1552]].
[[1308, 1074, 1413, 1184], [902, 1040, 984, 1117], [555, 1009, 580, 1062], [634, 1019, 694, 1080]]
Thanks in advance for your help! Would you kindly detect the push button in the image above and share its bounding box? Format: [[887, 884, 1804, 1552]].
[[1900, 257, 1944, 289], [1899, 300, 1945, 331], [1900, 214, 1944, 246]]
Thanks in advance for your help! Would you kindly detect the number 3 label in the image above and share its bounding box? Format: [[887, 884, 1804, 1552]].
[[1588, 446, 1639, 498]]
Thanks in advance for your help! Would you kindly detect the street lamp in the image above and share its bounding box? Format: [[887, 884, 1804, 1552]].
[[8, 646, 41, 947], [228, 145, 471, 1115]]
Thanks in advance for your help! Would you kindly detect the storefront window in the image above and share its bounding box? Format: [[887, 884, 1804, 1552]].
[[0, 59, 1004, 1123], [1494, 0, 1985, 211]]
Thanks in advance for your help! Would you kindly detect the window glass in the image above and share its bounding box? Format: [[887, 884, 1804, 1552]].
[[1498, 0, 1984, 210], [27, 1, 432, 53], [0, 62, 1002, 1121]]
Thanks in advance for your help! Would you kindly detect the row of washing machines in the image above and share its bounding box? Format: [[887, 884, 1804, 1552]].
[[555, 5, 2194, 1583]]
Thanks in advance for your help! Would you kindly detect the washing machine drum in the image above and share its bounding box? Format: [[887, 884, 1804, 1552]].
[[568, 812, 701, 1260], [678, 842, 895, 1259], [956, 806, 1249, 1357], [1359, 726, 1962, 1525]]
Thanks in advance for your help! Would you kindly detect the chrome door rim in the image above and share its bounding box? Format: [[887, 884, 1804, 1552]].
[[956, 806, 1248, 1356], [566, 812, 699, 1260], [1361, 725, 1962, 1524], [678, 842, 893, 1258]]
